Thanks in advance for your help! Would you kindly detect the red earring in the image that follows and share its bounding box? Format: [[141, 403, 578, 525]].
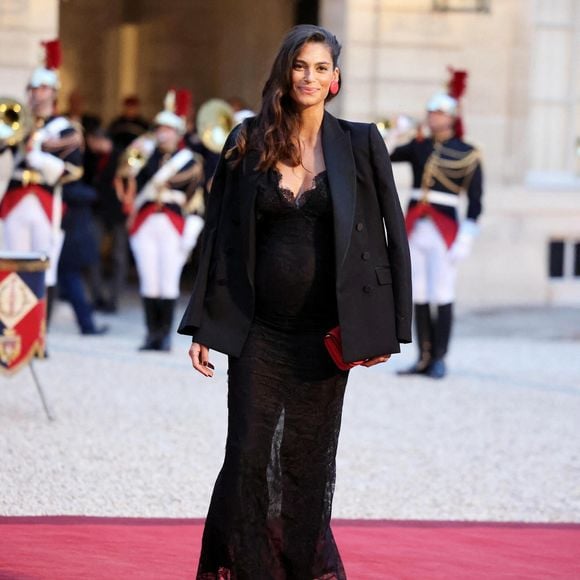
[[329, 80, 339, 95]]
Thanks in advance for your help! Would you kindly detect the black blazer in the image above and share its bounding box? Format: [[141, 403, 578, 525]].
[[178, 111, 412, 362]]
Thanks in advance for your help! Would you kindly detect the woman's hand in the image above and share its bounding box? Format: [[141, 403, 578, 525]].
[[189, 342, 215, 377], [362, 354, 391, 368]]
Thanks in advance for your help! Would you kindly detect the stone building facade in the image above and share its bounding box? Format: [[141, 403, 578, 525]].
[[1, 0, 578, 306]]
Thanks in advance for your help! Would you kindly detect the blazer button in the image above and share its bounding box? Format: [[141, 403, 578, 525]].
[[363, 285, 372, 294], [356, 222, 364, 232], [361, 251, 370, 260], [217, 278, 227, 286]]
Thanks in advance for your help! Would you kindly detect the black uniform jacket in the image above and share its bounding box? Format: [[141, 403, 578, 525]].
[[178, 111, 412, 362], [391, 137, 483, 224]]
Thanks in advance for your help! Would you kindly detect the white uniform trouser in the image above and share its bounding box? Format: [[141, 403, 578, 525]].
[[130, 213, 188, 299], [409, 218, 457, 305], [2, 193, 63, 286]]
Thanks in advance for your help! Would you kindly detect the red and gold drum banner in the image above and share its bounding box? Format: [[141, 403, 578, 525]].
[[0, 253, 49, 375]]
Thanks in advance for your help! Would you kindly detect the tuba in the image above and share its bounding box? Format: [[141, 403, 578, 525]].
[[0, 98, 33, 147], [196, 99, 236, 153]]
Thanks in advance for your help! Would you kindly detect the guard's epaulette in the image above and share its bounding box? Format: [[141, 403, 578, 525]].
[[422, 140, 481, 193]]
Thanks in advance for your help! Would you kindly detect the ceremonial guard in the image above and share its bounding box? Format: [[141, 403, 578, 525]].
[[0, 40, 84, 319], [391, 70, 483, 379], [117, 90, 204, 351]]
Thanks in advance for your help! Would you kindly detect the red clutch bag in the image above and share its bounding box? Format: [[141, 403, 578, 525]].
[[324, 326, 365, 371]]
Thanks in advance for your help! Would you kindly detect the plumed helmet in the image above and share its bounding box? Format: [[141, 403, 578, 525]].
[[154, 110, 185, 133], [426, 92, 458, 116], [28, 40, 61, 89], [154, 89, 191, 134]]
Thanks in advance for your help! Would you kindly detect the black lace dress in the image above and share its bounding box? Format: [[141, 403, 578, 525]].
[[196, 169, 349, 580]]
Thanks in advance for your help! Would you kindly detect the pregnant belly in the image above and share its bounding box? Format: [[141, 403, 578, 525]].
[[254, 244, 336, 328]]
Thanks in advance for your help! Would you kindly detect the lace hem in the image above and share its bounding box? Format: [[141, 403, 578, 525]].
[[197, 569, 341, 580]]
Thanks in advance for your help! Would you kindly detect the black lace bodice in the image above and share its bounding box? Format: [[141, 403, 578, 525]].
[[254, 169, 338, 331]]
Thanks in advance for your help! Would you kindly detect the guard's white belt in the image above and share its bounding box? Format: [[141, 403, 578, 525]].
[[410, 189, 460, 208], [12, 169, 46, 186], [136, 187, 187, 210]]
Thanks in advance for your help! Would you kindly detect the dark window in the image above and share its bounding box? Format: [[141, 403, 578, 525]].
[[549, 240, 565, 278], [574, 242, 580, 277], [433, 0, 491, 12], [295, 0, 319, 25]]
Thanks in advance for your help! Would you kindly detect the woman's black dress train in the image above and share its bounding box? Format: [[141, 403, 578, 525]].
[[197, 171, 349, 580]]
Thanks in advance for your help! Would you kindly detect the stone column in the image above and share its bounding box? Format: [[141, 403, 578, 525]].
[[0, 0, 59, 101]]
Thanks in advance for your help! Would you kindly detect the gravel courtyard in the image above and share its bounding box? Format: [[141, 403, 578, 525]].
[[1, 295, 579, 523]]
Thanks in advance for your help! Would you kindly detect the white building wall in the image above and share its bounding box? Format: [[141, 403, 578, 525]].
[[0, 0, 59, 102], [527, 0, 580, 188], [326, 0, 533, 184]]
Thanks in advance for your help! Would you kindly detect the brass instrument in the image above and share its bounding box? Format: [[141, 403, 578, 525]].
[[0, 97, 33, 147], [376, 114, 425, 152], [116, 132, 156, 178], [114, 132, 157, 217], [196, 98, 236, 153], [377, 115, 422, 141]]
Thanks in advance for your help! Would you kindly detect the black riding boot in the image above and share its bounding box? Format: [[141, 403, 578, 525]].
[[139, 297, 162, 351], [398, 303, 433, 375], [158, 298, 176, 352], [427, 303, 453, 379]]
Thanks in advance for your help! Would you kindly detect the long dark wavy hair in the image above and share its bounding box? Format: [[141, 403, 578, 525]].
[[230, 25, 342, 171]]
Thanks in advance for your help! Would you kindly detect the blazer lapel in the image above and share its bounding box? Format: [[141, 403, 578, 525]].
[[238, 149, 263, 289], [322, 111, 357, 271]]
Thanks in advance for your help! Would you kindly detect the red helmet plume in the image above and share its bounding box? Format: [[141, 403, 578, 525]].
[[447, 67, 468, 138], [175, 89, 192, 119], [42, 40, 61, 70]]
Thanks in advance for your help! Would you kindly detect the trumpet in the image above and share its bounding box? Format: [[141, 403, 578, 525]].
[[0, 97, 33, 147], [377, 114, 424, 149]]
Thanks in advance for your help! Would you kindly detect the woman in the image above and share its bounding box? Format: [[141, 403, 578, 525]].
[[179, 25, 412, 579], [119, 91, 204, 351]]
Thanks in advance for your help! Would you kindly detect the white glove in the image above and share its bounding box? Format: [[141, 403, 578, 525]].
[[26, 150, 65, 186], [449, 219, 479, 263], [0, 124, 14, 144]]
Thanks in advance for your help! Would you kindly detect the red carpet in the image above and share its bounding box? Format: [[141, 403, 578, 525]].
[[0, 517, 579, 579]]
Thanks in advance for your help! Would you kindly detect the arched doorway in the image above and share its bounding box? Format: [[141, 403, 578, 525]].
[[59, 0, 321, 125]]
